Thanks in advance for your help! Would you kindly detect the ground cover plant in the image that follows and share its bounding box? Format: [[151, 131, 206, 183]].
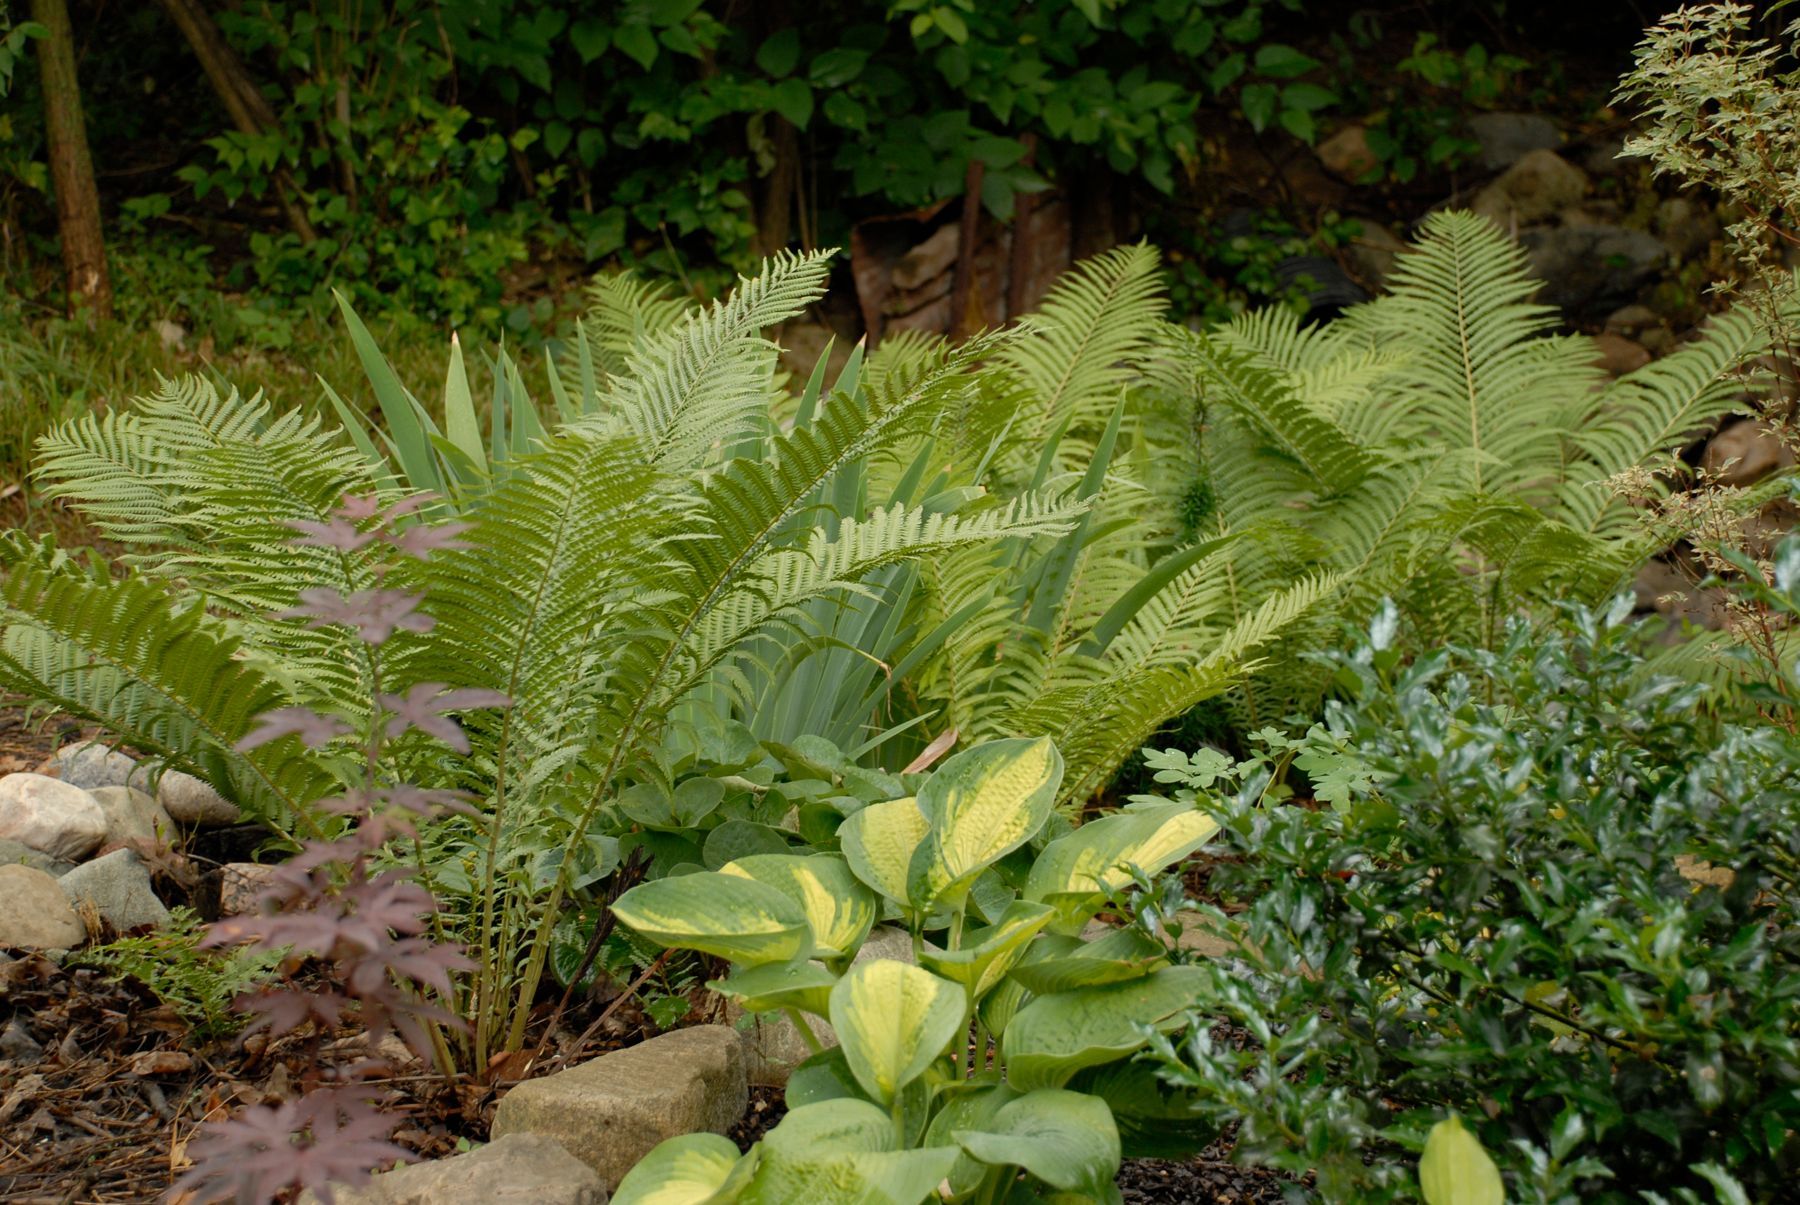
[[1136, 592, 1800, 1202]]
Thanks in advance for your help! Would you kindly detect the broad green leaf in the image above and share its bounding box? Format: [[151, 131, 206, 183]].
[[955, 1089, 1121, 1198], [829, 960, 966, 1107], [1025, 803, 1219, 933], [1007, 925, 1166, 994], [612, 872, 811, 966], [977, 976, 1029, 1040], [743, 1100, 959, 1205], [613, 1132, 745, 1205], [920, 900, 1055, 999], [840, 796, 929, 908], [1002, 967, 1208, 1090], [1071, 1062, 1218, 1159], [907, 737, 1062, 913], [721, 854, 878, 961], [786, 1047, 862, 1108], [709, 958, 839, 1016], [1419, 1115, 1505, 1205], [703, 819, 792, 869], [923, 1082, 1019, 1197]]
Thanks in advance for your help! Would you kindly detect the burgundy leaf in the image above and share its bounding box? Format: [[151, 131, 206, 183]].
[[238, 707, 354, 751]]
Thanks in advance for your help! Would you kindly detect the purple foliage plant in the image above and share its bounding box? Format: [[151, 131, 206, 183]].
[[170, 493, 506, 1205]]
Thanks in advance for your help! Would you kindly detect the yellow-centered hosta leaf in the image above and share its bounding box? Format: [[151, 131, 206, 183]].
[[612, 1132, 745, 1205], [1025, 803, 1219, 933], [720, 853, 879, 961], [907, 737, 1063, 913], [1419, 1115, 1506, 1205], [840, 796, 929, 908], [920, 900, 1056, 999], [828, 959, 966, 1107], [611, 872, 811, 966]]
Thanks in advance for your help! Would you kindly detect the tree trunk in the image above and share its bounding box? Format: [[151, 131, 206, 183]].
[[949, 159, 986, 340], [31, 0, 111, 320], [154, 0, 318, 243]]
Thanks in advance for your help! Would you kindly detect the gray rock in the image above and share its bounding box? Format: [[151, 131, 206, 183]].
[[733, 925, 918, 1085], [0, 864, 88, 948], [1344, 221, 1409, 289], [1467, 112, 1561, 171], [1316, 124, 1377, 182], [0, 837, 74, 877], [1520, 224, 1666, 316], [1472, 149, 1588, 227], [491, 1025, 746, 1192], [1605, 303, 1661, 335], [1582, 136, 1630, 176], [38, 744, 138, 792], [1655, 196, 1720, 260], [58, 849, 170, 933], [0, 774, 107, 861], [298, 1134, 607, 1205], [1, 1018, 43, 1062], [1592, 332, 1652, 376], [1703, 418, 1795, 487], [88, 787, 176, 849], [134, 769, 240, 827]]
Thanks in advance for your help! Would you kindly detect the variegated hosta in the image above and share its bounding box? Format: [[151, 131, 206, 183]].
[[608, 736, 1220, 1205]]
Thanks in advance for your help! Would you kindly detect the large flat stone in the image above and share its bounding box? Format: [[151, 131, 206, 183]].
[[59, 849, 170, 933], [491, 1025, 746, 1192], [0, 864, 87, 949], [0, 774, 107, 861], [298, 1133, 607, 1205]]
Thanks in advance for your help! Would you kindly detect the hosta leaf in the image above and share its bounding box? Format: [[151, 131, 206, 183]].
[[1024, 803, 1219, 933], [613, 1132, 746, 1205], [1002, 966, 1208, 1090], [920, 900, 1056, 999], [923, 1082, 1019, 1197], [743, 1100, 959, 1205], [828, 960, 966, 1107], [709, 958, 839, 1016], [612, 872, 811, 966], [1419, 1114, 1505, 1205], [1007, 925, 1167, 994], [840, 796, 929, 908], [955, 1089, 1121, 1198], [720, 854, 879, 961], [703, 819, 793, 869], [1071, 1062, 1219, 1159], [907, 737, 1063, 913]]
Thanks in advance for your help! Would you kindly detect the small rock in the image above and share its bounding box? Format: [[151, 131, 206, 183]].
[[0, 864, 88, 949], [134, 769, 240, 827], [1467, 112, 1561, 171], [218, 862, 279, 917], [59, 849, 171, 933], [891, 224, 961, 292], [1581, 136, 1630, 176], [1604, 303, 1661, 335], [1655, 196, 1719, 260], [0, 774, 108, 861], [1703, 419, 1795, 487], [1472, 149, 1588, 228], [1344, 221, 1409, 289], [1317, 124, 1378, 181], [491, 1025, 747, 1192], [88, 786, 175, 848], [38, 745, 138, 792], [1, 1018, 43, 1063], [0, 837, 74, 877], [127, 1050, 193, 1076], [299, 1134, 607, 1205], [154, 319, 187, 352], [1592, 332, 1651, 376], [1520, 224, 1666, 316]]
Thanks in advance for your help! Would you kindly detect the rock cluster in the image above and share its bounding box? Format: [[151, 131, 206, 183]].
[[0, 744, 244, 951]]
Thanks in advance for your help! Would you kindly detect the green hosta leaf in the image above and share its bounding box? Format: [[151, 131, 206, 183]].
[[923, 1082, 1019, 1197], [786, 1046, 862, 1108], [720, 854, 878, 961], [1025, 803, 1219, 933], [907, 737, 1063, 913], [1002, 966, 1208, 1090], [955, 1089, 1121, 1198], [1071, 1062, 1218, 1159], [743, 1100, 959, 1205], [841, 796, 929, 908], [1419, 1115, 1505, 1205], [618, 778, 726, 830], [703, 819, 794, 869], [710, 958, 839, 1017], [920, 900, 1056, 1000], [829, 960, 966, 1107], [612, 872, 811, 966], [1007, 926, 1166, 994], [977, 976, 1029, 1041], [613, 1132, 746, 1204]]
